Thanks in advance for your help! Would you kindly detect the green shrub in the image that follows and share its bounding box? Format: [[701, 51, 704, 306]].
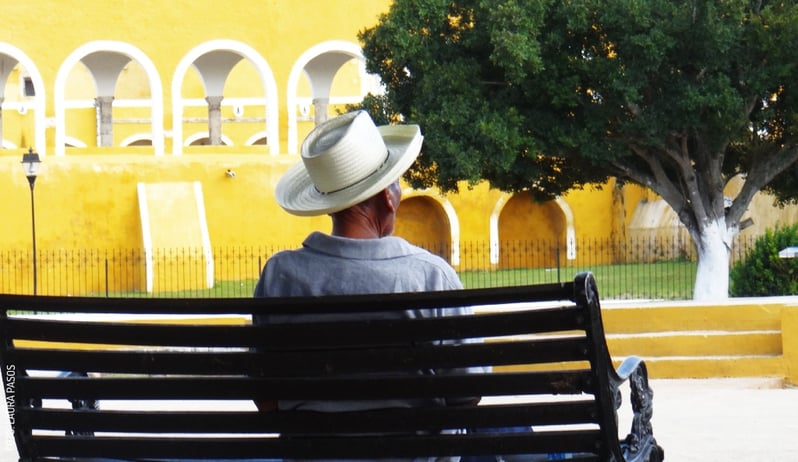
[[730, 224, 798, 296]]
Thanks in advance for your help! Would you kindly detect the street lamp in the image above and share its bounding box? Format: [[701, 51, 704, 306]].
[[21, 148, 41, 295]]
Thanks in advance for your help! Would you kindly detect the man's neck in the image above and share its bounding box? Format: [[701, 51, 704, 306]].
[[330, 206, 385, 239], [331, 220, 382, 239]]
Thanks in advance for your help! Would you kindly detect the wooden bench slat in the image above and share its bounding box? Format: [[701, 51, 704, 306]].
[[0, 282, 576, 315], [9, 337, 590, 375], [28, 431, 604, 459], [6, 305, 586, 348], [17, 370, 595, 401], [24, 401, 601, 434]]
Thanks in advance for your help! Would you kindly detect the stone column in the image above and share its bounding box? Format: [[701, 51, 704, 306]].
[[206, 96, 224, 145], [312, 97, 329, 126], [95, 96, 114, 147]]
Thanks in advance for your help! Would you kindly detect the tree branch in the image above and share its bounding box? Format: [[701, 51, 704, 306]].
[[732, 143, 798, 224]]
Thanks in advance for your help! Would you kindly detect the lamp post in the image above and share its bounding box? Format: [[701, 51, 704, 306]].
[[21, 148, 41, 295]]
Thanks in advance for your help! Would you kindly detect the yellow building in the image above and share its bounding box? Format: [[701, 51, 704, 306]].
[[0, 0, 795, 295]]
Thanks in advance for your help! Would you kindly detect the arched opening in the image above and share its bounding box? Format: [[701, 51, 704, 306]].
[[498, 193, 567, 269], [0, 44, 47, 154], [172, 40, 278, 155], [54, 41, 164, 155], [395, 196, 452, 264], [286, 41, 382, 154]]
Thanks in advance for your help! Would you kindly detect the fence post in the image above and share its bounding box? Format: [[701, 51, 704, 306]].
[[556, 241, 561, 284]]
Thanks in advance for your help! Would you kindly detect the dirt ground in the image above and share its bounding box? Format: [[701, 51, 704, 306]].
[[3, 377, 798, 461]]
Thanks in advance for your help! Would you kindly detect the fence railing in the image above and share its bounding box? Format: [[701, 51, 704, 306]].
[[0, 235, 758, 300]]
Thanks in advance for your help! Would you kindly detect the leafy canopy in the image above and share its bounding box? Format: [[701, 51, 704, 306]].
[[360, 0, 798, 214]]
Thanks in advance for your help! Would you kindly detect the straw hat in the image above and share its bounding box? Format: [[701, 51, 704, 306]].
[[275, 110, 423, 216]]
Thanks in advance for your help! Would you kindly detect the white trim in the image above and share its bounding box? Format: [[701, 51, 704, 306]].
[[181, 97, 268, 107], [64, 136, 88, 148], [137, 182, 154, 293], [172, 40, 279, 156], [54, 41, 164, 156], [0, 43, 47, 155], [2, 140, 18, 149], [63, 98, 161, 109], [193, 181, 214, 289], [489, 196, 510, 265], [245, 131, 269, 146], [554, 197, 577, 260], [286, 41, 365, 155]]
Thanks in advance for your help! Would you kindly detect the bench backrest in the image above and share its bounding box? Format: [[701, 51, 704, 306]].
[[1, 272, 625, 461]]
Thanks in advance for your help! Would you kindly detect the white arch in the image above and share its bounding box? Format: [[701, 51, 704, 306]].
[[0, 43, 47, 155], [489, 194, 576, 265], [184, 131, 234, 146], [172, 40, 279, 156], [54, 41, 164, 156], [120, 133, 153, 146], [402, 189, 461, 266], [554, 197, 577, 260], [286, 41, 366, 155], [63, 136, 88, 148], [245, 130, 269, 146]]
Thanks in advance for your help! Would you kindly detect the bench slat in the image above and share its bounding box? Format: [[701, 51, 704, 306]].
[[9, 337, 591, 375], [17, 370, 595, 401], [0, 282, 576, 315], [5, 305, 586, 348], [24, 401, 601, 434], [28, 431, 604, 460]]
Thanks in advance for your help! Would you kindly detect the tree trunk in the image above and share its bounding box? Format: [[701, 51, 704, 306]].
[[692, 218, 735, 300]]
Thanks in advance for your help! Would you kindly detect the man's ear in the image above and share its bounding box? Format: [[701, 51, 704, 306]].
[[380, 187, 398, 213]]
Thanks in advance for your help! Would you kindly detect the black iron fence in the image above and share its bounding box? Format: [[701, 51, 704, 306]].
[[0, 235, 759, 300]]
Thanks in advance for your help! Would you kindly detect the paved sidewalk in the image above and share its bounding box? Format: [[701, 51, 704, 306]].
[[3, 377, 798, 461]]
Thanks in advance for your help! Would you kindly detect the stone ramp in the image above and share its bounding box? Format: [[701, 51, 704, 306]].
[[137, 181, 213, 293]]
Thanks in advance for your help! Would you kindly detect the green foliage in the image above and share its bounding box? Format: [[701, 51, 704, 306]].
[[730, 225, 798, 296], [765, 162, 798, 206], [359, 0, 798, 204], [342, 93, 401, 126]]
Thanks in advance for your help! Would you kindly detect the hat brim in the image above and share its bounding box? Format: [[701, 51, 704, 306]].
[[275, 124, 423, 216]]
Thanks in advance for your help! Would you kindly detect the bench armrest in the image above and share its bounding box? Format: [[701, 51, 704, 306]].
[[611, 356, 665, 462]]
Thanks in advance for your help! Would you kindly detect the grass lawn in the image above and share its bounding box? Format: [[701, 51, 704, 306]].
[[459, 260, 697, 300], [108, 260, 697, 300]]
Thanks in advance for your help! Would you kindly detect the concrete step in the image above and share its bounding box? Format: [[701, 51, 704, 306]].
[[606, 331, 782, 357], [624, 355, 784, 379], [600, 303, 782, 333], [596, 301, 790, 379], [500, 355, 783, 379]]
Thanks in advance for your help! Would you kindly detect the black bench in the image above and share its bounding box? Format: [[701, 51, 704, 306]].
[[1, 272, 664, 462]]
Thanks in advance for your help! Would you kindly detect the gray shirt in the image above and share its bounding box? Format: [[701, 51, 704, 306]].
[[253, 231, 464, 297], [253, 231, 478, 412]]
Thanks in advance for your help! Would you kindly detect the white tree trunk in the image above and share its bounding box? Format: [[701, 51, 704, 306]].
[[693, 219, 735, 300]]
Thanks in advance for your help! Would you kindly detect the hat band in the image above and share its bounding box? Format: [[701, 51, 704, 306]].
[[315, 150, 390, 196]]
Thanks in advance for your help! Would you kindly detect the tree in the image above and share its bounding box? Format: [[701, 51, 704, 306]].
[[360, 0, 798, 300]]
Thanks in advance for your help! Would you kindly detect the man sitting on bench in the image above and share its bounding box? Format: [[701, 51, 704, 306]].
[[252, 111, 481, 448]]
